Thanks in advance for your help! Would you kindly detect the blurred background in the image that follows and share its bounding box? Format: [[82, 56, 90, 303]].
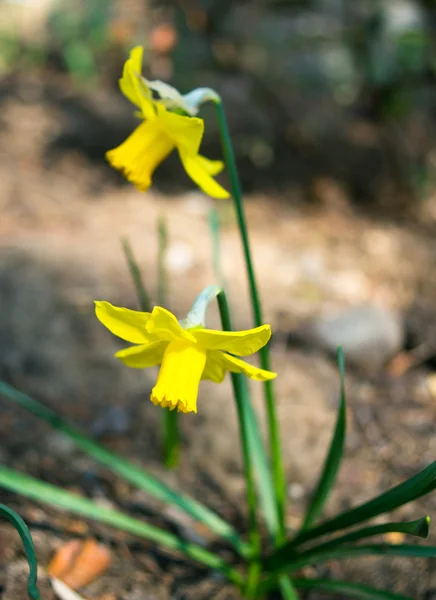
[[3, 1, 436, 598]]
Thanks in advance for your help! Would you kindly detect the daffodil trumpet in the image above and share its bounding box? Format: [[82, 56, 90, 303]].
[[95, 285, 276, 414], [106, 46, 229, 199]]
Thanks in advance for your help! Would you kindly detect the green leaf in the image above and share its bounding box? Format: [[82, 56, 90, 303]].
[[284, 460, 436, 550], [292, 578, 413, 600], [278, 575, 300, 600], [208, 205, 278, 539], [242, 377, 280, 539], [210, 211, 297, 599], [0, 381, 249, 557], [121, 236, 152, 312], [0, 466, 243, 586], [271, 542, 436, 574], [266, 516, 430, 573], [0, 504, 40, 600], [301, 347, 346, 531]]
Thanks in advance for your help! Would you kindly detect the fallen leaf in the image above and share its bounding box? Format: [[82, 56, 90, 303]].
[[48, 539, 111, 589], [386, 352, 415, 377], [383, 532, 405, 545]]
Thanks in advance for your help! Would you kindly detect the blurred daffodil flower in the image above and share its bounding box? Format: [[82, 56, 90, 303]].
[[106, 46, 229, 199], [95, 289, 275, 413]]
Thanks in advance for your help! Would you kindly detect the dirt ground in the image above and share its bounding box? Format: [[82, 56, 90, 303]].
[[2, 95, 436, 599]]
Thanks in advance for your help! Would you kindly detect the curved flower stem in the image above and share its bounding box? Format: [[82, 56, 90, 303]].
[[0, 504, 40, 600], [217, 290, 261, 594], [213, 99, 286, 536]]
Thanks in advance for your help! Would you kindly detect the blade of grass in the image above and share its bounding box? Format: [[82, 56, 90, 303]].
[[280, 460, 436, 551], [265, 516, 430, 573], [0, 467, 244, 586], [291, 578, 413, 600], [158, 214, 180, 469], [121, 236, 152, 312], [0, 381, 249, 557], [0, 504, 40, 600], [301, 347, 346, 531]]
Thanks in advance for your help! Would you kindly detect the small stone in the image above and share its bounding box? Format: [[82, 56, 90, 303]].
[[288, 482, 305, 500], [165, 243, 194, 273], [427, 374, 436, 399], [293, 304, 404, 371]]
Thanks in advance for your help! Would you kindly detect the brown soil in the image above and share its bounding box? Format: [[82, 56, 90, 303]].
[[2, 96, 436, 599]]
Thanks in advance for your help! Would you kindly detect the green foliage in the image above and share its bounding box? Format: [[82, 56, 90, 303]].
[[0, 381, 249, 558], [47, 0, 112, 82], [0, 467, 243, 586], [300, 347, 346, 531]]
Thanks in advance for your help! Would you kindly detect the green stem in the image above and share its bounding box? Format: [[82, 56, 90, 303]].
[[0, 504, 40, 600], [158, 214, 180, 468], [216, 290, 261, 593], [213, 99, 286, 535]]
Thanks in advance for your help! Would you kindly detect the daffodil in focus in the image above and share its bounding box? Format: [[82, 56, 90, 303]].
[[95, 287, 276, 414], [106, 46, 229, 199]]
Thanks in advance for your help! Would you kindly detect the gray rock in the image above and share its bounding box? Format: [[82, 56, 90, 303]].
[[289, 304, 404, 371]]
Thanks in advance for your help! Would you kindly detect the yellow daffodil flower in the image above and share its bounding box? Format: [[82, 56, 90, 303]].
[[106, 46, 229, 199], [95, 296, 276, 414]]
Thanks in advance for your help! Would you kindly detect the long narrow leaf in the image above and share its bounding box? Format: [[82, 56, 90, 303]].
[[282, 460, 436, 550], [242, 377, 280, 539], [278, 575, 300, 600], [0, 381, 249, 557], [265, 516, 430, 572], [209, 207, 298, 600], [0, 504, 40, 600], [300, 516, 429, 553], [301, 347, 346, 530], [270, 543, 436, 574], [0, 467, 243, 585], [121, 237, 152, 312], [292, 578, 413, 600]]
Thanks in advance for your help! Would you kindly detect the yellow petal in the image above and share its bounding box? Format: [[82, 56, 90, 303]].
[[119, 46, 155, 120], [201, 352, 226, 383], [193, 324, 271, 356], [157, 103, 204, 155], [146, 306, 197, 343], [115, 341, 168, 368], [95, 301, 152, 344], [106, 121, 173, 192], [196, 154, 225, 176], [151, 339, 207, 413], [179, 151, 230, 199], [212, 351, 277, 381]]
